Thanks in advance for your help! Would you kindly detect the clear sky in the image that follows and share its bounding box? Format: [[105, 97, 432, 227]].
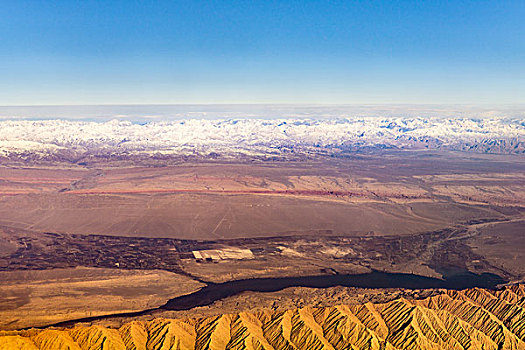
[[1, 0, 524, 105]]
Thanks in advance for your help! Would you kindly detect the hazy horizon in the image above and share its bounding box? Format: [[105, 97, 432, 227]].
[[0, 103, 524, 122]]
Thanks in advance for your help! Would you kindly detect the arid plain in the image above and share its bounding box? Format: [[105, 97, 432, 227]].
[[0, 150, 524, 334]]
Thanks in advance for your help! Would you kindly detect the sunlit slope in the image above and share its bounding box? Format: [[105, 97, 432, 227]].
[[2, 285, 524, 349]]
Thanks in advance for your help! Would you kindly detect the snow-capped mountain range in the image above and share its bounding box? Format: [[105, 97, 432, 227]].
[[0, 117, 523, 161]]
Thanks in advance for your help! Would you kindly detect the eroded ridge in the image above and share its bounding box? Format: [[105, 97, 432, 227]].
[[1, 284, 524, 350]]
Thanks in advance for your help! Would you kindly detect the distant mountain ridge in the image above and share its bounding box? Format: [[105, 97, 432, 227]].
[[2, 284, 524, 349], [0, 118, 523, 163]]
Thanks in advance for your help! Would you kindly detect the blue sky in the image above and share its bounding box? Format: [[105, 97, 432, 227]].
[[1, 0, 524, 105]]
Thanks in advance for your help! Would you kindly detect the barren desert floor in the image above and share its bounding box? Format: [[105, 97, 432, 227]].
[[0, 151, 523, 332]]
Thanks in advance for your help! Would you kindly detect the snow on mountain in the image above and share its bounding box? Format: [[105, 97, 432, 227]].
[[0, 117, 523, 160]]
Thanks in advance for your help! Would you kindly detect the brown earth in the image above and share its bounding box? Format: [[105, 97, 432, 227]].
[[0, 268, 203, 330], [0, 153, 523, 240], [0, 151, 523, 337]]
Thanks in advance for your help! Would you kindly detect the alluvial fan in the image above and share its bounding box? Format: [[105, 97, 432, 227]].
[[1, 285, 524, 350]]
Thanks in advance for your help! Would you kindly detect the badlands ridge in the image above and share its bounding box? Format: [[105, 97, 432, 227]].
[[1, 285, 524, 350]]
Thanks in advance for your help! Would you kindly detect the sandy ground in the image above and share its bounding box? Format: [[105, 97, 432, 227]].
[[0, 267, 203, 330]]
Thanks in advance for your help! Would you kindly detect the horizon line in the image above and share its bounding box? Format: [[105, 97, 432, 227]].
[[1, 103, 525, 108]]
